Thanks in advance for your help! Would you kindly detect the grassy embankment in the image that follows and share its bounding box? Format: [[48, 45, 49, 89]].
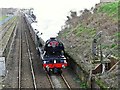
[[97, 1, 119, 58], [0, 16, 17, 53], [0, 16, 8, 21], [58, 1, 119, 88], [94, 1, 119, 89]]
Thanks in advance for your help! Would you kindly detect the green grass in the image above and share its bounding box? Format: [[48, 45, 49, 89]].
[[72, 25, 84, 36], [72, 25, 96, 37], [110, 43, 116, 48], [118, 1, 120, 20], [101, 44, 110, 49], [96, 79, 108, 89], [0, 16, 17, 51], [0, 16, 15, 31], [112, 32, 119, 52], [59, 29, 70, 37], [114, 32, 120, 37], [80, 82, 88, 88], [97, 1, 118, 18], [0, 16, 8, 21]]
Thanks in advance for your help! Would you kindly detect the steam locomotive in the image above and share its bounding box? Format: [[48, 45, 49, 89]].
[[42, 37, 67, 74], [24, 12, 67, 74]]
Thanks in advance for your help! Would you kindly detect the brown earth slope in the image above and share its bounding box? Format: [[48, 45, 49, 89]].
[[57, 1, 119, 88]]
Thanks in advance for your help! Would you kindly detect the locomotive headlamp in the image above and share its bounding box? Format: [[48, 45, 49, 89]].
[[54, 60, 56, 63], [62, 65, 65, 68], [64, 60, 67, 63], [43, 61, 46, 64]]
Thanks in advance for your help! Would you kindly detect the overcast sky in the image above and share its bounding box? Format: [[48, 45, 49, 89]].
[[0, 0, 100, 41]]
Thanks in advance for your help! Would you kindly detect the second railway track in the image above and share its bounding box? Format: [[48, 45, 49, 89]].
[[18, 15, 37, 89], [24, 31, 37, 89], [18, 19, 22, 89]]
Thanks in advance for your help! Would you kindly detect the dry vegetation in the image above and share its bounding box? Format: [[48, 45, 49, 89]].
[[57, 0, 119, 88]]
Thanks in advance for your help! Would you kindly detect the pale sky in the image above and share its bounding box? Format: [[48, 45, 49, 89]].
[[0, 0, 100, 41]]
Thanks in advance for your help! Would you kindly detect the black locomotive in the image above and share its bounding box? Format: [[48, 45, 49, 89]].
[[42, 37, 67, 74]]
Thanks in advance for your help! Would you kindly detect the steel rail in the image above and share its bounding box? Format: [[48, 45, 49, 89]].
[[6, 21, 18, 61], [18, 21, 22, 90], [61, 74, 71, 90], [46, 74, 55, 89], [43, 68, 55, 89], [3, 20, 18, 84], [25, 32, 37, 90]]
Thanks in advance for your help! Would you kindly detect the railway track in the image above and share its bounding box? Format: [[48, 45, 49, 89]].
[[61, 74, 71, 90], [0, 17, 16, 40], [16, 15, 52, 89], [46, 72, 55, 89], [0, 17, 17, 55], [46, 72, 71, 89], [0, 16, 14, 30], [18, 16, 37, 89], [18, 19, 22, 89], [24, 32, 37, 89]]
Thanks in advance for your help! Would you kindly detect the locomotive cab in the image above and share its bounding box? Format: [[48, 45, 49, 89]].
[[44, 37, 64, 56]]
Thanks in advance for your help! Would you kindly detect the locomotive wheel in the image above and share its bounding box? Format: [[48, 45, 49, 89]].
[[58, 69, 62, 75], [47, 71, 51, 75], [45, 68, 51, 75], [53, 68, 62, 74]]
